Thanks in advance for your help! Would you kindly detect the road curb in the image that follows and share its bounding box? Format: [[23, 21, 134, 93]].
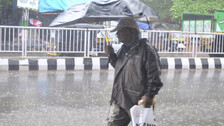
[[0, 57, 224, 71]]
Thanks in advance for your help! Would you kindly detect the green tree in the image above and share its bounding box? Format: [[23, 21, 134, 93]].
[[170, 0, 224, 19], [140, 0, 174, 23]]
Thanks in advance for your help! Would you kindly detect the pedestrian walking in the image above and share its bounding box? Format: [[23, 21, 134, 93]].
[[105, 19, 163, 126]]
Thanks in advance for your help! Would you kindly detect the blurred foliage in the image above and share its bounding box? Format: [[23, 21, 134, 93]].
[[141, 0, 224, 25], [140, 0, 175, 23], [171, 0, 224, 19]]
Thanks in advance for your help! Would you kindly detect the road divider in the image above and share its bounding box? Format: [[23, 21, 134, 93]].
[[0, 57, 224, 71]]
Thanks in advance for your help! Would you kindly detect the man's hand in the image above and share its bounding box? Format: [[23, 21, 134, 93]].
[[138, 95, 156, 107], [105, 45, 114, 56]]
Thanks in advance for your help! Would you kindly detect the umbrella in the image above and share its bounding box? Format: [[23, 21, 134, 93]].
[[50, 0, 157, 27]]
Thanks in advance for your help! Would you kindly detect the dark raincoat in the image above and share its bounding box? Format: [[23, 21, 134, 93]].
[[109, 38, 163, 112]]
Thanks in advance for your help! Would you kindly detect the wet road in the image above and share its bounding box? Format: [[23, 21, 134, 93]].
[[0, 70, 224, 126]]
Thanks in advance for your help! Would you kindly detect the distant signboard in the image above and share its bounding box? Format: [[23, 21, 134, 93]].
[[17, 0, 39, 10], [204, 20, 211, 32], [183, 20, 212, 33], [215, 10, 224, 32], [183, 21, 189, 32], [182, 13, 214, 33], [190, 21, 195, 33], [196, 21, 203, 32]]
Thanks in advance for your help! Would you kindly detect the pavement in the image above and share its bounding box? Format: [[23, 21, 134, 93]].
[[0, 70, 224, 126]]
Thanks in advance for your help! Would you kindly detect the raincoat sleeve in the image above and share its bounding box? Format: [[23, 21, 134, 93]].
[[108, 53, 118, 68], [144, 44, 163, 98]]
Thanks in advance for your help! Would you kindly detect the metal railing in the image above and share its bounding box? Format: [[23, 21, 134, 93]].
[[0, 26, 224, 57], [144, 30, 224, 57]]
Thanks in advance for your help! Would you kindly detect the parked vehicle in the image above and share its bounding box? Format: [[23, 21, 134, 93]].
[[0, 40, 55, 52], [169, 32, 186, 52], [94, 31, 118, 51]]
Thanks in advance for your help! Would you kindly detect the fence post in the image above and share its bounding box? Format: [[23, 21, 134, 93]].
[[190, 33, 201, 57], [195, 34, 198, 57], [87, 30, 90, 57], [84, 29, 88, 57], [21, 28, 27, 56], [21, 9, 29, 56], [190, 35, 193, 57], [0, 28, 2, 51]]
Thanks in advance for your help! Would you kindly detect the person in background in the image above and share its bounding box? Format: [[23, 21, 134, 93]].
[[105, 19, 163, 126]]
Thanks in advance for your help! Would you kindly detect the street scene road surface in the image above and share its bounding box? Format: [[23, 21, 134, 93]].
[[0, 70, 224, 126]]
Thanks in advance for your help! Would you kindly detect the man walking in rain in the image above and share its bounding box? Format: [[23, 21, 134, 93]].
[[105, 19, 163, 126]]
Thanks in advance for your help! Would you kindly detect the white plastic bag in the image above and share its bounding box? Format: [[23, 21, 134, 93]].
[[130, 105, 157, 126]]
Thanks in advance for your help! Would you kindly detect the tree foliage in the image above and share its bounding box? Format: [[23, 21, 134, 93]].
[[141, 0, 224, 24], [170, 0, 224, 19], [140, 0, 173, 21]]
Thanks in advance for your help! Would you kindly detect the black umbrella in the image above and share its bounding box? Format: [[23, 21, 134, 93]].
[[49, 0, 157, 27]]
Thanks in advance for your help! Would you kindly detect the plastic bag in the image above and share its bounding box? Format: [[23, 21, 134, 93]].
[[130, 105, 157, 126]]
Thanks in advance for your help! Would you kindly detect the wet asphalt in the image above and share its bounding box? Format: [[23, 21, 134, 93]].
[[0, 70, 224, 126]]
